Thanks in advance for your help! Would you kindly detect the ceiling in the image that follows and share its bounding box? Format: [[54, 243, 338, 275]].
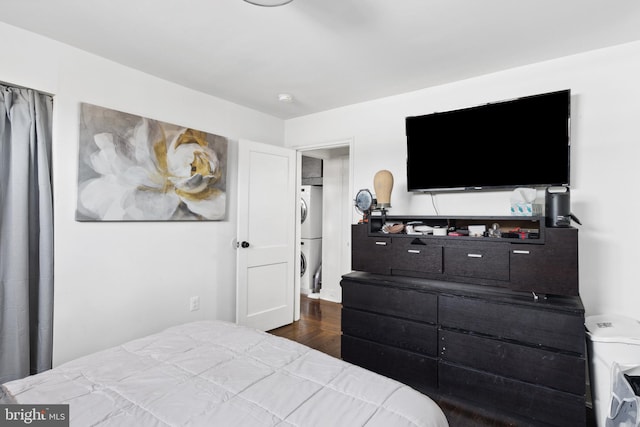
[[2, 0, 640, 119]]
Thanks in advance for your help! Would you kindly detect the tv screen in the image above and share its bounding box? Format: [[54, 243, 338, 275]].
[[406, 89, 570, 192]]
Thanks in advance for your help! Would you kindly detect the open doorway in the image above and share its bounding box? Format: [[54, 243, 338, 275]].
[[297, 141, 352, 305]]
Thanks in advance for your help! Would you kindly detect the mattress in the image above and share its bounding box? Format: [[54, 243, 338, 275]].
[[1, 320, 448, 426]]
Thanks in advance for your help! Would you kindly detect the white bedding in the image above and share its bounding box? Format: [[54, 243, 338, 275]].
[[1, 321, 448, 427]]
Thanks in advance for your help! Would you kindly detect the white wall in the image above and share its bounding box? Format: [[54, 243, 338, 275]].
[[285, 41, 640, 320], [0, 22, 285, 365], [320, 152, 351, 303]]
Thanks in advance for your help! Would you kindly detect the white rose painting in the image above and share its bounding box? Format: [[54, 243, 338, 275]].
[[76, 103, 228, 221]]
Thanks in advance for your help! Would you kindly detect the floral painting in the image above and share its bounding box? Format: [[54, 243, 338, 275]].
[[76, 103, 228, 221]]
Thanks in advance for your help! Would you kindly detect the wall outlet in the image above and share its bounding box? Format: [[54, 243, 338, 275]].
[[189, 296, 200, 312]]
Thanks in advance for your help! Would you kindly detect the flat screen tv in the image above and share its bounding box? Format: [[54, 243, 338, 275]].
[[406, 89, 570, 192]]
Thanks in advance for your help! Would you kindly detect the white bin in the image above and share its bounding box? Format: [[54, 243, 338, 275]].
[[586, 314, 640, 427]]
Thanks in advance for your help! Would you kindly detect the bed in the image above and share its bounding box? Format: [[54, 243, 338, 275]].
[[1, 320, 448, 426]]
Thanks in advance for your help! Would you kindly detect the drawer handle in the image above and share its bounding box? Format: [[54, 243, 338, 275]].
[[375, 241, 387, 246], [407, 249, 421, 254], [513, 250, 530, 254], [467, 253, 483, 258]]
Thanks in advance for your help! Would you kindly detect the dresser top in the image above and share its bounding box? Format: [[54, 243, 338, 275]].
[[342, 271, 584, 314]]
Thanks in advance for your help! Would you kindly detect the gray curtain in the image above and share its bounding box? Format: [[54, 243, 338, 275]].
[[0, 84, 54, 383]]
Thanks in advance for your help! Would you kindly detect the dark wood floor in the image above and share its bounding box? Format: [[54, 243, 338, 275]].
[[269, 296, 341, 359]]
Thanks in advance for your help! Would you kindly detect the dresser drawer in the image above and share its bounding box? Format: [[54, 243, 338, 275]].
[[343, 308, 438, 356], [391, 238, 443, 274], [351, 225, 392, 275], [341, 280, 438, 324], [439, 362, 585, 427], [439, 329, 585, 394], [439, 295, 585, 354], [342, 335, 438, 392], [444, 244, 509, 281], [509, 228, 579, 296]]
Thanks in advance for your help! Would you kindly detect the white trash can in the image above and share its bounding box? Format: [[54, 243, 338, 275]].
[[586, 314, 640, 427]]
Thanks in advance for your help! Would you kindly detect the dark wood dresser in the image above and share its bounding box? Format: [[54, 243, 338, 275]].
[[342, 216, 585, 426]]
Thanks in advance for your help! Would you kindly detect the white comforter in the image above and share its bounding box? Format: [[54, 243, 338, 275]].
[[1, 321, 448, 427]]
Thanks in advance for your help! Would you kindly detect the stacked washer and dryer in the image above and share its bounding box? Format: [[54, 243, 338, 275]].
[[300, 185, 322, 296]]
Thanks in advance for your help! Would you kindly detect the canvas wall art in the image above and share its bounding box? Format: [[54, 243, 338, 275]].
[[76, 103, 228, 221]]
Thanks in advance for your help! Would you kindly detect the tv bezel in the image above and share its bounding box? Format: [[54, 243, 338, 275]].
[[405, 89, 571, 193]]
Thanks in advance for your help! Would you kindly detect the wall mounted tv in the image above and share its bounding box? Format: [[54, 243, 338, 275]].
[[406, 89, 570, 192]]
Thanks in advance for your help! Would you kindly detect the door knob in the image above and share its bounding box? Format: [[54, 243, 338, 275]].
[[241, 241, 250, 248]]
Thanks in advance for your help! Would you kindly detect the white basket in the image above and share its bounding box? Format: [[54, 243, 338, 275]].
[[606, 363, 640, 427]]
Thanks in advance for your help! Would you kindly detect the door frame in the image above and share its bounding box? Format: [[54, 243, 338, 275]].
[[291, 138, 354, 318]]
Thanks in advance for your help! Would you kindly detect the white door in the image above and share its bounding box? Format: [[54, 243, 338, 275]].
[[236, 139, 296, 331]]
